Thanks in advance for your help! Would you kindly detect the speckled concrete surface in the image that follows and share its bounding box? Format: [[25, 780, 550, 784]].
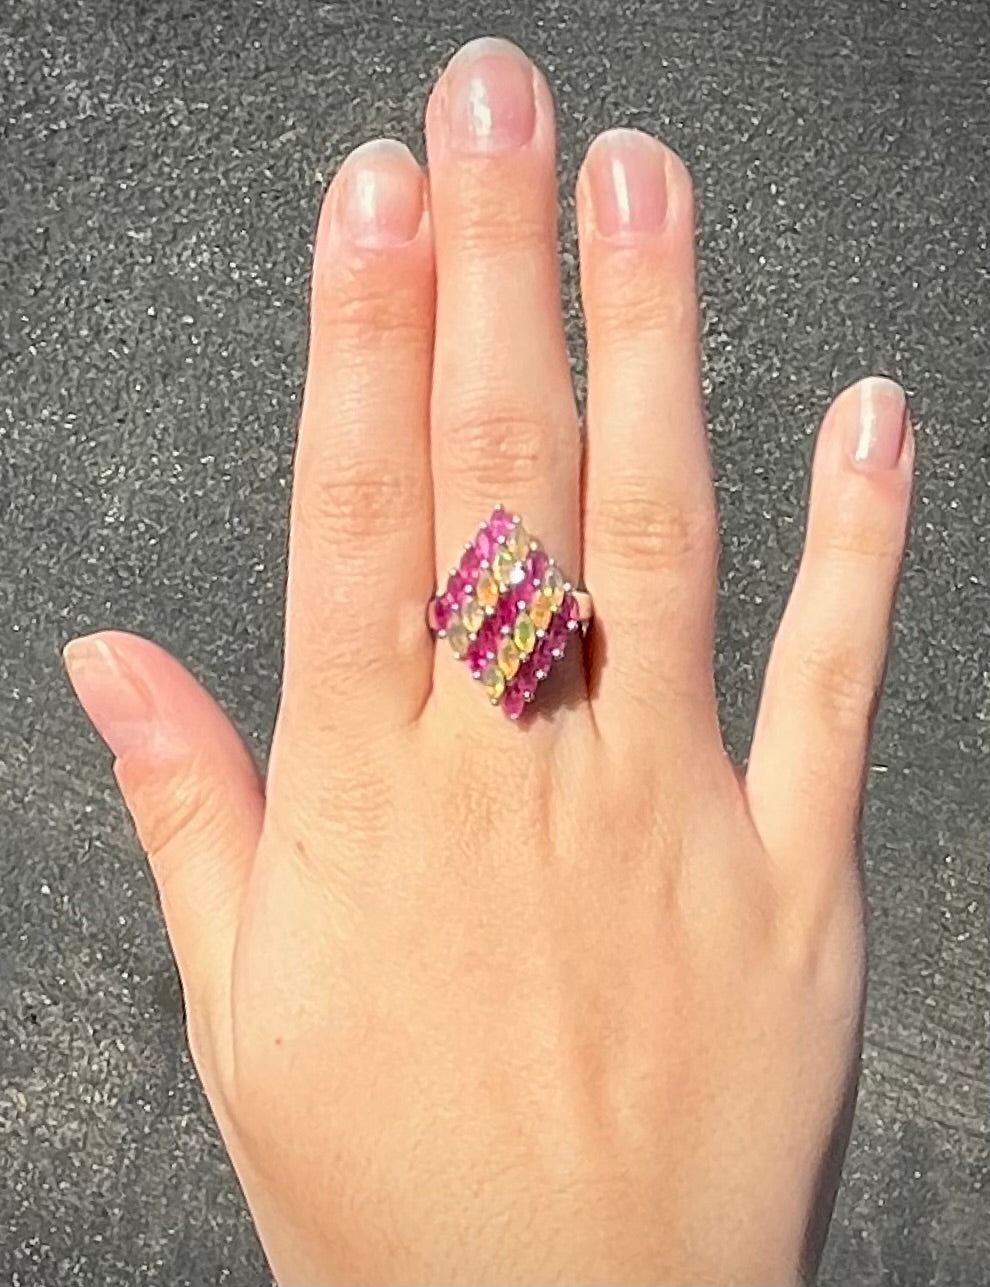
[[1, 1, 988, 1284]]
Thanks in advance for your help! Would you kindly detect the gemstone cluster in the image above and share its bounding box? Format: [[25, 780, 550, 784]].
[[429, 506, 581, 720]]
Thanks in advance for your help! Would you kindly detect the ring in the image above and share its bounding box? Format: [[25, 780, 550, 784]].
[[427, 505, 593, 720]]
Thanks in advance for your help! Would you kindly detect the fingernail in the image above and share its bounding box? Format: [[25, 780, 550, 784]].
[[63, 636, 158, 759], [337, 140, 423, 248], [587, 129, 669, 238], [442, 37, 536, 154], [850, 377, 908, 472]]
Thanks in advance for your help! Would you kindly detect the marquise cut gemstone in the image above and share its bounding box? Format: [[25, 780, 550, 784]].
[[506, 522, 530, 559], [528, 548, 548, 582], [474, 527, 495, 561], [476, 568, 499, 608], [488, 507, 514, 541], [492, 593, 516, 633], [530, 594, 553, 631], [475, 616, 498, 657], [515, 655, 539, 698], [497, 637, 521, 679], [532, 636, 555, 678], [501, 682, 526, 720], [513, 611, 536, 655], [480, 663, 506, 701], [547, 612, 570, 655], [446, 618, 470, 658], [432, 596, 454, 632], [460, 596, 485, 635], [459, 545, 481, 580], [492, 547, 514, 590], [542, 565, 565, 607]]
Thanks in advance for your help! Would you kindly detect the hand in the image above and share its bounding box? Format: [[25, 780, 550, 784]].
[[64, 37, 913, 1287]]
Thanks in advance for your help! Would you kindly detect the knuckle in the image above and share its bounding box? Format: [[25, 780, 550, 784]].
[[318, 265, 431, 354], [794, 642, 880, 729], [814, 514, 906, 565], [293, 454, 426, 545], [439, 404, 561, 493], [119, 752, 221, 883], [592, 484, 717, 575], [590, 251, 696, 341], [447, 192, 550, 259]]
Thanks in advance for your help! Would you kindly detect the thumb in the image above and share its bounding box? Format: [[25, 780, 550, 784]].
[[63, 630, 264, 1022]]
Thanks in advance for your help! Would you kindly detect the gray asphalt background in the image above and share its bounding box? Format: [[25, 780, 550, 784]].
[[2, 1, 988, 1284]]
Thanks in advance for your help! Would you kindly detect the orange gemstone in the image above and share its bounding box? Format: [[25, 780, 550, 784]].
[[476, 568, 499, 608], [530, 594, 553, 631]]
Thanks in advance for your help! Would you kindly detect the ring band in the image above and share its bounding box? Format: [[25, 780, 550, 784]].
[[427, 505, 593, 721]]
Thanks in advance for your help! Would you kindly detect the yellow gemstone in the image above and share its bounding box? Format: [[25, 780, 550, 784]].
[[492, 547, 514, 590], [513, 611, 536, 655], [480, 663, 506, 702], [476, 568, 499, 608], [461, 596, 484, 634], [497, 637, 520, 679], [446, 618, 470, 658], [542, 565, 565, 608], [507, 522, 530, 559], [530, 594, 553, 631]]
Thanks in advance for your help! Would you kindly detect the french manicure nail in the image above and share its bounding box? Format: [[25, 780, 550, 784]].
[[588, 129, 669, 238], [442, 37, 536, 154], [63, 636, 158, 759], [850, 377, 908, 472], [338, 140, 423, 248]]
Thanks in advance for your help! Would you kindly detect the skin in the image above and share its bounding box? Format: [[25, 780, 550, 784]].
[[63, 37, 913, 1287]]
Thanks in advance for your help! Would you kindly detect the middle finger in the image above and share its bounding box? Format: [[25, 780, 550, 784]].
[[425, 38, 580, 593]]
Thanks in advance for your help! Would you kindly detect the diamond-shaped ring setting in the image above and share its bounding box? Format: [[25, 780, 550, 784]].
[[427, 506, 590, 720]]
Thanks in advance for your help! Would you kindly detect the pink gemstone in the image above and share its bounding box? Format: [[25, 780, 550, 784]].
[[547, 612, 571, 655], [515, 656, 540, 699], [447, 572, 474, 602], [474, 527, 494, 562], [561, 591, 579, 625], [432, 596, 453, 631], [514, 576, 535, 608], [532, 637, 555, 678], [502, 683, 526, 720], [459, 545, 481, 580], [488, 508, 514, 541], [475, 616, 498, 657], [527, 548, 549, 582], [465, 637, 488, 674], [492, 594, 516, 633]]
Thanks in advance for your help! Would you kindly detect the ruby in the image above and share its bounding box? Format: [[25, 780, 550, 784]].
[[527, 548, 549, 582], [447, 572, 475, 603], [492, 594, 516, 633], [488, 508, 514, 541], [547, 613, 571, 655], [513, 575, 535, 608], [465, 637, 488, 675], [561, 591, 579, 625], [475, 616, 498, 656], [432, 596, 453, 631], [474, 527, 494, 562], [532, 636, 555, 677], [502, 683, 526, 720], [459, 545, 481, 580], [515, 656, 539, 699]]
